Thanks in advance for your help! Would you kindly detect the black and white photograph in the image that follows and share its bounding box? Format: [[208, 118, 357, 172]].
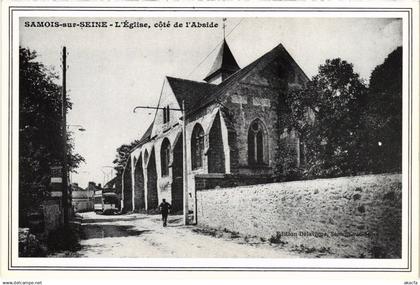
[[1, 1, 419, 278]]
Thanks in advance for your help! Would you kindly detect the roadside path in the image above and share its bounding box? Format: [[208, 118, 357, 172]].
[[76, 212, 299, 258]]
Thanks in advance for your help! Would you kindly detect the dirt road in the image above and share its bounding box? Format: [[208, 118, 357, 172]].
[[75, 212, 299, 258]]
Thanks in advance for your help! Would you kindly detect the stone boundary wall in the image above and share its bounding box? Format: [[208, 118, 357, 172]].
[[195, 173, 274, 191], [196, 174, 402, 258]]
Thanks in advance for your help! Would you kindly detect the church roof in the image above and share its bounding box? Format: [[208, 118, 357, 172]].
[[190, 43, 309, 114], [166, 76, 217, 112], [130, 122, 154, 152], [139, 122, 153, 144], [133, 42, 309, 157], [145, 42, 309, 135], [203, 39, 240, 82]]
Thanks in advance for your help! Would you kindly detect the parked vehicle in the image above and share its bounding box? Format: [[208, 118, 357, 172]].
[[93, 191, 104, 213], [94, 191, 119, 214]]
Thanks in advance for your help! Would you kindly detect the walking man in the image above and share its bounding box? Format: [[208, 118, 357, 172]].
[[159, 199, 171, 227]]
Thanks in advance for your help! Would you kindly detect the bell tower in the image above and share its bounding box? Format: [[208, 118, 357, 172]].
[[204, 19, 240, 84]]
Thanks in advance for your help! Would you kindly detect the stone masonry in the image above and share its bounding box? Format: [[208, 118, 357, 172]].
[[196, 173, 402, 258]]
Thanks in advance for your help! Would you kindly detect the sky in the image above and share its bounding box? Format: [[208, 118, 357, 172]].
[[19, 17, 402, 188]]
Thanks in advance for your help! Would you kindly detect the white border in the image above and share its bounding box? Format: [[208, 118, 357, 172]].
[[1, 0, 419, 279]]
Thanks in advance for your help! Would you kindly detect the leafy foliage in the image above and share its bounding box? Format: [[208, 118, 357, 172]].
[[284, 48, 402, 179], [19, 47, 85, 224], [364, 47, 402, 172], [285, 58, 368, 178], [112, 139, 141, 194], [112, 140, 141, 173]]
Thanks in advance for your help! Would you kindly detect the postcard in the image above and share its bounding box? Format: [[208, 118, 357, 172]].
[[1, 0, 419, 281]]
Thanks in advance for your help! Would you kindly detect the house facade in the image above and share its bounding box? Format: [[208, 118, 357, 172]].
[[121, 40, 309, 217], [71, 183, 94, 212]]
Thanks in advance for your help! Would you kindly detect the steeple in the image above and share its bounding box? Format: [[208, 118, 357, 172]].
[[203, 39, 240, 84]]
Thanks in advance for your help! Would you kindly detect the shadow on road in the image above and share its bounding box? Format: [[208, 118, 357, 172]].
[[168, 217, 182, 224], [166, 224, 184, 228], [81, 224, 150, 239], [154, 217, 183, 228], [82, 217, 144, 224]]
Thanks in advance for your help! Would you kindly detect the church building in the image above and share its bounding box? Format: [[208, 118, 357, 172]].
[[121, 38, 309, 217]]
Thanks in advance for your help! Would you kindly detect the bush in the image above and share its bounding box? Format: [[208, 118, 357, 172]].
[[19, 228, 47, 257], [269, 232, 287, 245]]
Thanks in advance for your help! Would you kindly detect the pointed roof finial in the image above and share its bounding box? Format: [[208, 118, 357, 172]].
[[222, 18, 227, 39], [203, 38, 240, 83]]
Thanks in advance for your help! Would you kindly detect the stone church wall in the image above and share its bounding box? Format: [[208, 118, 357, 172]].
[[222, 81, 282, 176], [196, 173, 402, 258]]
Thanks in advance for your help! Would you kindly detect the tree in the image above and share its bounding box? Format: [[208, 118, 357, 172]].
[[112, 140, 141, 171], [19, 47, 84, 225], [285, 58, 368, 178], [112, 139, 141, 193], [364, 47, 402, 173]]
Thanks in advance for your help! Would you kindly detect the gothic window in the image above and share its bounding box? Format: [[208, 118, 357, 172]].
[[144, 149, 149, 165], [248, 119, 267, 166], [161, 138, 171, 177], [163, 106, 170, 124], [191, 124, 205, 170]]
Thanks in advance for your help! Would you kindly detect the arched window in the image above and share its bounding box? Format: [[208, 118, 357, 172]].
[[160, 138, 171, 176], [248, 119, 267, 165], [191, 124, 205, 170]]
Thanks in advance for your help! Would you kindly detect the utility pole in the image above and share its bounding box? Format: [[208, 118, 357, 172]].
[[182, 100, 189, 225], [61, 46, 69, 227]]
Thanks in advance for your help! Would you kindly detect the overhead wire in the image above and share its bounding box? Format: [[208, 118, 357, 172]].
[[187, 18, 245, 78]]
